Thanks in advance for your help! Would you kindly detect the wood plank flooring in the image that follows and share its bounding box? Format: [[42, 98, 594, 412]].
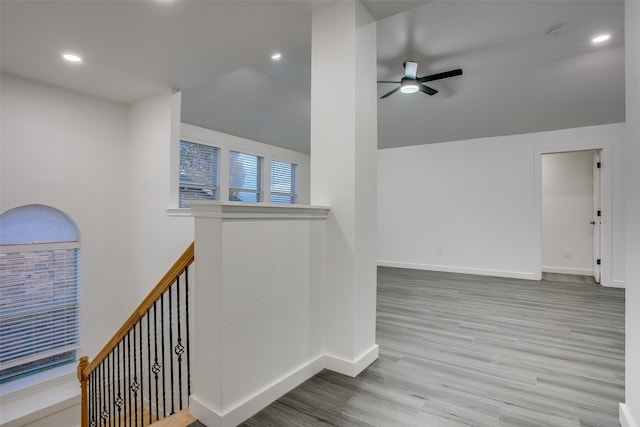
[[241, 268, 625, 427]]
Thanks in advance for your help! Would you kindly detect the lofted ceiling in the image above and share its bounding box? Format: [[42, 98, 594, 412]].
[[0, 1, 625, 154]]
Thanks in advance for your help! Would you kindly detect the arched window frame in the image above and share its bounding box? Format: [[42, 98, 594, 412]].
[[0, 205, 80, 384]]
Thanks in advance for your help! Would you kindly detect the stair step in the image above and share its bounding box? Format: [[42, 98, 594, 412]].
[[149, 409, 199, 427]]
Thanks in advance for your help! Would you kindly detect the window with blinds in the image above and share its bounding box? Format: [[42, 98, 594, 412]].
[[270, 160, 298, 204], [229, 150, 264, 202], [179, 140, 221, 208], [0, 205, 80, 384]]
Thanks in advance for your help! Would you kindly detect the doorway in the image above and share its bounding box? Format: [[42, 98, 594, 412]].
[[541, 150, 602, 284]]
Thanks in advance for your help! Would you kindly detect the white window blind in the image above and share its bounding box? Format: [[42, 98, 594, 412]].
[[179, 140, 220, 207], [270, 160, 298, 204], [0, 205, 80, 383], [229, 150, 264, 202]]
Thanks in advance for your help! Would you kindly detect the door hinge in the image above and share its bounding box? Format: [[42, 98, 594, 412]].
[[597, 162, 602, 168], [597, 259, 602, 265], [597, 210, 602, 217]]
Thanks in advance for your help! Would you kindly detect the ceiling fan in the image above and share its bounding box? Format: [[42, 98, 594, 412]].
[[377, 61, 463, 99]]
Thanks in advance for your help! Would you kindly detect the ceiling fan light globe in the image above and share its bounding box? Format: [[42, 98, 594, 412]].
[[400, 85, 419, 94], [400, 78, 419, 94]]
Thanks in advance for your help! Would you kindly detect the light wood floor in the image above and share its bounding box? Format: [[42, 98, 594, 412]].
[[241, 268, 625, 427]]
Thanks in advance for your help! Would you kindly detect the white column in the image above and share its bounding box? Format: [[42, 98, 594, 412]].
[[188, 205, 224, 427], [310, 0, 378, 375]]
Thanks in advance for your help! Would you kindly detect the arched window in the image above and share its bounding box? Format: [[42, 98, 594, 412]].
[[0, 205, 80, 383]]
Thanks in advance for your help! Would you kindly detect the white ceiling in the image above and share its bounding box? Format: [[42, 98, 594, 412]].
[[1, 1, 625, 154]]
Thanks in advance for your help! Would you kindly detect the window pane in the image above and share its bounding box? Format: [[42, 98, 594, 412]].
[[270, 160, 298, 204], [179, 140, 220, 207], [0, 249, 79, 383], [229, 151, 264, 202]]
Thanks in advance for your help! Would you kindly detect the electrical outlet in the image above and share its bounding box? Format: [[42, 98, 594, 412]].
[[437, 247, 443, 256], [564, 249, 572, 258]]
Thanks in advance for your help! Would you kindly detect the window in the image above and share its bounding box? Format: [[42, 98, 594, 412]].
[[179, 140, 221, 207], [270, 160, 298, 204], [229, 150, 264, 202], [0, 205, 80, 384]]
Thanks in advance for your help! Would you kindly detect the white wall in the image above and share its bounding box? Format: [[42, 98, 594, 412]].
[[542, 151, 596, 275], [622, 1, 640, 426], [378, 123, 626, 286], [0, 73, 130, 426], [127, 91, 194, 303], [309, 0, 378, 375]]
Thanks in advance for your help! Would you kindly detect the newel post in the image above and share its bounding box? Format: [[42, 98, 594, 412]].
[[77, 356, 89, 427]]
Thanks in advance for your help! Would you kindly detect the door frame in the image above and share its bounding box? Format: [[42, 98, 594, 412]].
[[534, 141, 612, 286]]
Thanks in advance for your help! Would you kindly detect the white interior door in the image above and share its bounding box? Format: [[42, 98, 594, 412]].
[[593, 150, 602, 284]]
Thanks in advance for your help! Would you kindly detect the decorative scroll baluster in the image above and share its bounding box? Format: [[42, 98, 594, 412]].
[[152, 302, 160, 421], [132, 326, 139, 427], [127, 331, 132, 427], [138, 322, 144, 427], [146, 312, 152, 426], [110, 353, 114, 427], [169, 285, 175, 415], [185, 266, 191, 397], [161, 293, 167, 418], [116, 344, 123, 426], [176, 276, 184, 410]]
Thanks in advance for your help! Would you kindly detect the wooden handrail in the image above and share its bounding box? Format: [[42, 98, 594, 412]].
[[80, 242, 194, 379]]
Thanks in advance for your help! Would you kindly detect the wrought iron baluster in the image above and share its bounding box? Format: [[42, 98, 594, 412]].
[[152, 301, 161, 422], [185, 267, 191, 397], [127, 332, 132, 427], [138, 321, 144, 426], [175, 276, 184, 410], [161, 292, 167, 418], [147, 312, 152, 426], [101, 362, 108, 426], [116, 344, 123, 427], [132, 326, 139, 427], [168, 284, 175, 415]]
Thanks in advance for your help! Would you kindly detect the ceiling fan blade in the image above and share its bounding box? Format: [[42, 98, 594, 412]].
[[404, 61, 418, 79], [420, 85, 438, 96], [377, 81, 401, 84], [380, 87, 401, 99], [418, 68, 463, 83]]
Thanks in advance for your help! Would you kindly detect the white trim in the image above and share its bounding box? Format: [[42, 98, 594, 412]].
[[608, 279, 626, 289], [541, 266, 594, 276], [166, 208, 193, 217], [189, 355, 325, 427], [323, 345, 379, 377], [620, 403, 639, 427], [378, 260, 537, 281], [188, 347, 380, 427], [534, 142, 613, 290], [189, 201, 329, 220], [0, 241, 80, 253], [0, 370, 79, 427]]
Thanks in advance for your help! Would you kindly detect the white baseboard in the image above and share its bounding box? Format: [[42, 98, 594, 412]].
[[607, 279, 626, 289], [323, 345, 379, 377], [188, 346, 380, 427], [378, 261, 536, 281], [542, 266, 593, 275], [620, 403, 638, 427], [190, 355, 325, 427]]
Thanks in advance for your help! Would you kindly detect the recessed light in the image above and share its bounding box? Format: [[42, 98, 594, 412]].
[[591, 33, 611, 44], [271, 52, 282, 61], [62, 53, 83, 63]]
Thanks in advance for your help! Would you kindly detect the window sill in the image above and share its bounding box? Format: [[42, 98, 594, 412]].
[[0, 364, 79, 427]]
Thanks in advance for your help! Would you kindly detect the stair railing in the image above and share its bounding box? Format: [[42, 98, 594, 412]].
[[78, 243, 194, 427]]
